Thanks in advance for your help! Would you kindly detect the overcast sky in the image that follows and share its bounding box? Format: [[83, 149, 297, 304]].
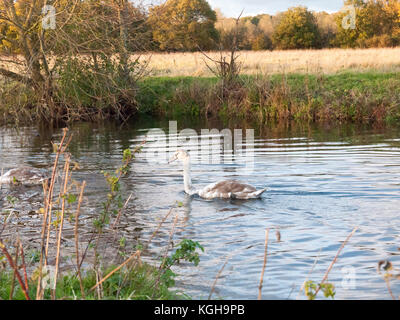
[[206, 0, 344, 17], [141, 1, 346, 17]]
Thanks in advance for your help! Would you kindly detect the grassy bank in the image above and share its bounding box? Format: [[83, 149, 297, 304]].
[[138, 72, 400, 123], [1, 71, 400, 125], [0, 263, 179, 300]]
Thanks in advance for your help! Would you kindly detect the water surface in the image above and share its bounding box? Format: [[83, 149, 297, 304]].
[[1, 118, 400, 299]]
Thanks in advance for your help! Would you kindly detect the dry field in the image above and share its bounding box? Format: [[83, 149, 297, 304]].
[[142, 47, 400, 77], [1, 48, 400, 81]]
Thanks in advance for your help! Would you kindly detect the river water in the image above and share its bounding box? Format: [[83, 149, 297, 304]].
[[1, 117, 400, 299]]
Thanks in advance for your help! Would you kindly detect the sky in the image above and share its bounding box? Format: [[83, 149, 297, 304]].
[[141, 0, 343, 18], [207, 0, 345, 17], [140, 1, 346, 18]]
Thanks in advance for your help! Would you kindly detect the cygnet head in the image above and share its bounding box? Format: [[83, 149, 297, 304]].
[[168, 150, 190, 164]]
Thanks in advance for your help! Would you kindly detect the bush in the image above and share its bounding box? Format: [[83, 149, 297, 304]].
[[251, 33, 273, 50], [54, 54, 139, 121], [358, 34, 397, 48], [272, 6, 321, 49]]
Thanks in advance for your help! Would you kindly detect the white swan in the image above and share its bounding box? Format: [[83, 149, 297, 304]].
[[0, 167, 50, 186], [168, 150, 267, 200]]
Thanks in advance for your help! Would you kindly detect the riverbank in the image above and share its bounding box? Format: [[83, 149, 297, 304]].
[[139, 72, 400, 123], [1, 72, 400, 125]]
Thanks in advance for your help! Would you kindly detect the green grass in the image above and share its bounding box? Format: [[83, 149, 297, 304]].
[[137, 72, 400, 123], [1, 71, 400, 124], [0, 262, 183, 300]]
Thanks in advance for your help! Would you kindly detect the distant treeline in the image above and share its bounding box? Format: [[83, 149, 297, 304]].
[[216, 0, 400, 50], [151, 0, 400, 51], [1, 0, 399, 54]]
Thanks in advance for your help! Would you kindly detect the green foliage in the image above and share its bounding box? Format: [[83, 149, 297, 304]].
[[137, 72, 400, 123], [335, 0, 400, 48], [216, 1, 399, 50], [163, 240, 204, 268], [272, 6, 321, 49], [54, 54, 139, 119], [94, 147, 136, 232], [0, 263, 180, 300], [148, 0, 219, 51], [160, 239, 204, 287], [251, 33, 273, 50], [305, 280, 336, 300], [6, 196, 18, 206]]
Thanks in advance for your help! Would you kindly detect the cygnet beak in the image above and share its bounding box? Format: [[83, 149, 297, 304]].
[[168, 154, 178, 164]]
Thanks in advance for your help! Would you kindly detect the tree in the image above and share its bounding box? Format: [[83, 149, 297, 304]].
[[315, 11, 337, 47], [251, 32, 272, 50], [272, 6, 321, 49], [215, 15, 247, 50], [0, 0, 148, 121], [0, 0, 72, 90], [335, 0, 400, 48], [148, 0, 218, 51], [257, 14, 276, 38]]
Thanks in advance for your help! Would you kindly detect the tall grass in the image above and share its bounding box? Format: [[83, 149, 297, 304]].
[[142, 48, 400, 77], [139, 72, 400, 123]]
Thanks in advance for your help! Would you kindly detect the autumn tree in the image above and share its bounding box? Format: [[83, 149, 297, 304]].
[[257, 14, 278, 38], [335, 0, 400, 48], [0, 0, 60, 89], [215, 14, 246, 50], [272, 6, 321, 49], [315, 11, 338, 47], [148, 0, 218, 51], [0, 0, 149, 121], [251, 32, 272, 50]]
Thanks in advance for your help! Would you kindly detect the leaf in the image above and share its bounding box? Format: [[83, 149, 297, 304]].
[[67, 194, 77, 204]]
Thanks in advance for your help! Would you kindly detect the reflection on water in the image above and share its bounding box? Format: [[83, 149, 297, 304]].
[[1, 118, 400, 299]]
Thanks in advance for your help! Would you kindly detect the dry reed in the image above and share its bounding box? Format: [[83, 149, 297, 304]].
[[208, 254, 231, 300], [258, 228, 270, 300], [314, 227, 358, 297], [36, 128, 69, 300]]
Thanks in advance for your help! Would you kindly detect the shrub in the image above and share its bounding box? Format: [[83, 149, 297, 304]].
[[54, 54, 139, 121]]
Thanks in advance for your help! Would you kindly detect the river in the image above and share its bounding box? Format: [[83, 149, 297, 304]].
[[1, 117, 400, 299]]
